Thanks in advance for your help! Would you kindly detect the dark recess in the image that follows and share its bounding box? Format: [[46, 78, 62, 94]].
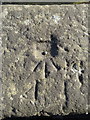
[[2, 114, 90, 120], [1, 2, 90, 5], [35, 80, 39, 100], [45, 63, 50, 78], [64, 81, 69, 108], [50, 34, 58, 57], [78, 74, 83, 84]]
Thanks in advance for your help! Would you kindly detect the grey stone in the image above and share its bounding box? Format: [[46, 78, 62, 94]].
[[1, 0, 90, 3], [1, 4, 88, 118]]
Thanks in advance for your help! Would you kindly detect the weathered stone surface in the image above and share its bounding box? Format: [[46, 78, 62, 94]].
[[1, 4, 88, 118], [1, 0, 90, 3], [0, 5, 2, 119]]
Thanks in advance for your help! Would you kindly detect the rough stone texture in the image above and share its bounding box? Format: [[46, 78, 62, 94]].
[[1, 0, 90, 3], [1, 4, 88, 118], [0, 5, 2, 120]]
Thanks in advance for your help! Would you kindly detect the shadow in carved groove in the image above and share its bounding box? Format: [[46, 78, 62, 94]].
[[35, 80, 39, 100], [2, 114, 90, 120], [50, 34, 59, 57]]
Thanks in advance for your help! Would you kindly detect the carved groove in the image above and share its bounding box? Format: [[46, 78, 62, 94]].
[[64, 81, 68, 107], [78, 74, 83, 85], [35, 80, 39, 100], [33, 61, 42, 72], [45, 63, 50, 78], [50, 58, 61, 70]]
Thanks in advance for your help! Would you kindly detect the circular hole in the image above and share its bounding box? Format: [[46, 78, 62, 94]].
[[81, 70, 84, 73], [42, 52, 46, 55], [27, 28, 29, 31], [64, 47, 69, 52]]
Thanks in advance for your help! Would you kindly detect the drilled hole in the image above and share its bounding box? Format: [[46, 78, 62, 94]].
[[81, 70, 84, 73], [42, 52, 46, 55], [64, 47, 69, 52]]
